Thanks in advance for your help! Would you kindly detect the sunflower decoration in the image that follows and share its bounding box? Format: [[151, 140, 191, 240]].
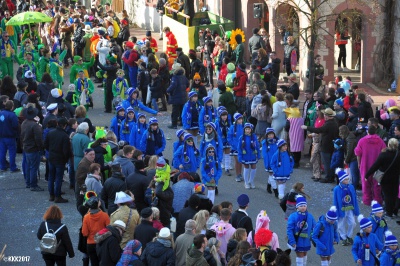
[[229, 28, 246, 50]]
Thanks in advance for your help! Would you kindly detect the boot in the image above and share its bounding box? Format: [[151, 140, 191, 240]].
[[82, 257, 89, 266], [215, 186, 219, 195], [266, 184, 272, 194], [273, 189, 279, 199], [54, 196, 68, 203], [49, 195, 55, 201]]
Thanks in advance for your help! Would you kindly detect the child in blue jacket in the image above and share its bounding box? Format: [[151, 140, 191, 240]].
[[262, 127, 279, 197], [330, 138, 344, 175], [312, 206, 340, 266], [122, 88, 158, 116], [140, 117, 166, 156], [199, 122, 223, 163], [173, 129, 186, 154], [199, 96, 217, 135], [333, 169, 360, 246], [110, 105, 125, 141], [200, 144, 222, 203], [271, 139, 294, 199], [182, 91, 202, 136], [287, 195, 316, 266], [228, 113, 244, 182], [129, 113, 147, 149], [119, 106, 137, 143], [216, 107, 232, 176], [379, 232, 400, 265], [173, 133, 200, 173], [369, 201, 388, 244], [352, 215, 383, 266], [237, 123, 261, 189]]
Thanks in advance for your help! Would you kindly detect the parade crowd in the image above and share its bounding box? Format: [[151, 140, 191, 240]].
[[1, 1, 400, 265]]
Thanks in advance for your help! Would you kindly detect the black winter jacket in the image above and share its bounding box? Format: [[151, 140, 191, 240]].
[[116, 27, 130, 47], [44, 127, 71, 165], [37, 82, 53, 102], [155, 182, 174, 226], [95, 225, 122, 266], [141, 239, 175, 266], [101, 173, 127, 215], [306, 118, 339, 153], [365, 149, 400, 186], [176, 206, 197, 237], [21, 119, 43, 153], [126, 170, 152, 212], [230, 210, 253, 234], [177, 53, 191, 79], [167, 68, 188, 105], [149, 76, 163, 99], [133, 220, 159, 250]]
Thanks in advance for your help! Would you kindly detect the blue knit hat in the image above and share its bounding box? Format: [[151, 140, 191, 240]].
[[371, 200, 383, 214], [358, 215, 372, 229], [234, 113, 243, 121], [126, 106, 134, 113], [176, 129, 185, 138], [203, 96, 212, 105], [296, 195, 307, 208], [244, 123, 253, 130], [149, 117, 158, 125], [183, 133, 193, 142], [137, 112, 146, 119], [237, 194, 250, 206], [218, 107, 228, 117], [265, 128, 275, 135], [127, 87, 139, 96], [336, 169, 349, 183], [326, 206, 338, 221], [115, 105, 125, 112], [385, 231, 398, 246], [277, 139, 286, 148], [207, 122, 216, 131], [188, 91, 198, 98], [335, 98, 344, 107], [336, 88, 345, 94]]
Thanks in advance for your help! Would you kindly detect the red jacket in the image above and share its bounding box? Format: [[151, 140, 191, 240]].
[[142, 37, 158, 53], [218, 64, 228, 82], [233, 69, 247, 97], [166, 31, 178, 59], [122, 49, 139, 67]]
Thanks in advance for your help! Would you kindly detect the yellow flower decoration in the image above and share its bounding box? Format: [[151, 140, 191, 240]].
[[229, 28, 246, 50]]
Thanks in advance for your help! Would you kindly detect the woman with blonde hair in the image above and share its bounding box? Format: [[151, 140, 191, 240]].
[[75, 105, 95, 134], [145, 155, 158, 178], [193, 209, 210, 234], [226, 228, 247, 261], [205, 237, 226, 266]]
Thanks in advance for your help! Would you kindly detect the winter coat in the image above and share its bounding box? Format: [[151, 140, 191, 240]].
[[71, 132, 90, 171], [113, 155, 135, 178], [330, 148, 344, 170], [173, 144, 201, 172], [0, 109, 18, 138], [357, 101, 373, 123], [166, 67, 188, 105], [149, 75, 163, 99], [270, 150, 294, 179], [379, 248, 400, 266], [199, 105, 217, 135], [237, 134, 261, 164], [126, 169, 152, 212], [129, 122, 148, 149], [211, 221, 236, 254], [85, 174, 103, 196], [44, 127, 71, 165], [141, 239, 175, 266], [271, 101, 287, 135], [101, 173, 127, 215], [365, 149, 400, 186], [110, 115, 124, 141], [218, 91, 236, 116], [133, 220, 159, 250], [21, 119, 43, 153], [343, 132, 358, 164], [199, 135, 223, 162], [82, 210, 110, 244], [201, 155, 223, 185], [333, 183, 360, 218], [175, 232, 196, 266], [262, 138, 278, 171], [287, 211, 316, 250], [176, 53, 191, 79], [176, 206, 198, 237], [110, 205, 140, 249], [270, 58, 281, 80], [155, 182, 174, 226], [248, 34, 266, 54], [37, 219, 75, 258], [186, 246, 209, 266], [76, 157, 92, 189], [37, 82, 53, 102], [230, 210, 253, 234], [227, 122, 244, 153], [215, 118, 231, 147], [119, 119, 136, 143], [312, 215, 339, 256], [306, 118, 339, 154], [172, 179, 194, 214], [233, 69, 247, 97], [140, 128, 166, 156], [368, 214, 388, 244], [182, 100, 202, 130], [351, 232, 383, 266], [95, 225, 123, 266]]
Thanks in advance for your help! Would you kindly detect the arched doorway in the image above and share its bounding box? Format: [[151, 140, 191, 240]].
[[275, 4, 299, 41]]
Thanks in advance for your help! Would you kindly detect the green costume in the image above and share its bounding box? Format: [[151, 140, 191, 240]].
[[19, 60, 37, 80], [74, 76, 94, 110], [0, 17, 21, 50], [37, 56, 50, 82], [83, 32, 93, 62], [112, 77, 129, 99], [22, 29, 41, 47], [50, 50, 67, 88], [0, 36, 16, 78], [69, 55, 95, 83], [17, 48, 39, 63]]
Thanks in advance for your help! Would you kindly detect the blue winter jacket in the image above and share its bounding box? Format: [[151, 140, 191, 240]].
[[237, 134, 261, 164], [140, 128, 166, 156], [262, 138, 279, 172], [333, 183, 360, 218], [379, 248, 400, 266], [173, 144, 200, 172], [110, 115, 125, 141], [129, 122, 147, 149], [120, 119, 136, 143], [166, 68, 188, 105], [0, 109, 18, 138], [173, 140, 184, 154], [215, 118, 231, 147], [352, 232, 383, 265], [330, 149, 344, 169], [227, 123, 243, 152], [199, 137, 223, 162], [199, 105, 217, 135], [312, 215, 340, 256], [182, 100, 202, 130], [369, 214, 388, 244], [121, 98, 157, 116], [287, 211, 316, 250], [201, 156, 222, 185], [270, 150, 294, 177]]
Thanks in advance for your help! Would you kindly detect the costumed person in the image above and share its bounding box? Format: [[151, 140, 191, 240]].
[[379, 232, 400, 265], [18, 52, 37, 81], [199, 122, 223, 163], [254, 228, 279, 264], [69, 55, 95, 83], [271, 139, 294, 199], [120, 107, 137, 143], [228, 113, 244, 182], [216, 107, 232, 176], [284, 107, 304, 168], [1, 10, 21, 50], [129, 113, 147, 149], [262, 128, 279, 198], [49, 49, 67, 88], [154, 157, 171, 191], [98, 54, 120, 113], [140, 117, 166, 156], [369, 201, 388, 244], [182, 91, 201, 137], [22, 24, 41, 47], [122, 88, 158, 116], [163, 27, 178, 60], [333, 169, 360, 246], [37, 48, 50, 82], [199, 96, 217, 135], [352, 215, 383, 266], [201, 144, 222, 203], [237, 123, 261, 189], [121, 41, 139, 89], [74, 70, 94, 110], [287, 195, 316, 266], [112, 69, 129, 107], [173, 133, 200, 173], [110, 105, 125, 142], [248, 210, 280, 250], [312, 206, 340, 266]]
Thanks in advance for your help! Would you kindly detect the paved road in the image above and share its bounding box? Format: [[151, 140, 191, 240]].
[[0, 36, 399, 265]]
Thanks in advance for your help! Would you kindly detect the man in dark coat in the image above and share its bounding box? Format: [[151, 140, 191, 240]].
[[134, 207, 159, 249], [0, 100, 19, 172], [42, 103, 58, 129], [155, 180, 174, 226], [176, 48, 191, 80], [126, 160, 152, 212], [44, 117, 71, 203], [175, 194, 200, 237], [268, 51, 281, 80], [101, 163, 127, 215], [96, 220, 125, 266], [167, 66, 188, 129], [116, 19, 130, 47], [248, 27, 266, 63], [141, 227, 175, 265], [230, 194, 253, 234]]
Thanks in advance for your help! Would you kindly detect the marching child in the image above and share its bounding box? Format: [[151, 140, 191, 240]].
[[369, 201, 388, 244], [129, 113, 147, 149], [270, 139, 294, 199], [154, 157, 171, 191], [199, 122, 223, 163], [228, 113, 244, 182], [75, 69, 94, 110], [201, 144, 222, 203], [312, 206, 340, 266], [237, 123, 261, 189], [262, 128, 279, 197], [120, 107, 136, 143], [140, 117, 166, 156], [352, 215, 383, 266], [333, 169, 360, 246], [287, 195, 316, 266], [122, 88, 158, 116], [173, 133, 200, 173], [182, 91, 202, 137], [110, 105, 125, 141], [173, 129, 186, 154], [379, 231, 400, 265], [216, 107, 232, 176], [199, 96, 217, 135], [112, 69, 129, 106]]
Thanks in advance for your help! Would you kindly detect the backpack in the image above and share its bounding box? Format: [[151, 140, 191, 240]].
[[40, 222, 65, 254]]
